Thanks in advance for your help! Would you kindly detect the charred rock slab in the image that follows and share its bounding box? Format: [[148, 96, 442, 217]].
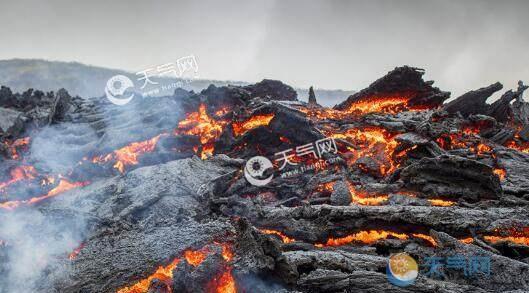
[[399, 155, 502, 201], [334, 66, 450, 111], [444, 82, 503, 117], [243, 79, 298, 102]]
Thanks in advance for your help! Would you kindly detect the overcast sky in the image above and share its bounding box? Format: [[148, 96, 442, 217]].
[[0, 0, 528, 97]]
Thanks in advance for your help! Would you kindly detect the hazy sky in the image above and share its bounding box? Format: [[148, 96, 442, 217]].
[[0, 0, 528, 97]]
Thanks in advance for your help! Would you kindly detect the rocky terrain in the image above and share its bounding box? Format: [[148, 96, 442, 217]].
[[1, 66, 529, 293]]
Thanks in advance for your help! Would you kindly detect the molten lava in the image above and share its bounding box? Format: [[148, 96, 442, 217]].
[[428, 199, 456, 207], [260, 229, 296, 243], [315, 230, 408, 247], [484, 227, 529, 246], [232, 114, 275, 137], [68, 243, 85, 260], [0, 165, 38, 191], [315, 230, 437, 247], [208, 267, 236, 293], [0, 179, 89, 210], [116, 257, 181, 293], [343, 93, 421, 115], [184, 248, 209, 267], [328, 126, 399, 176], [175, 104, 228, 159], [92, 134, 165, 173], [347, 183, 388, 205], [5, 137, 30, 160], [493, 168, 507, 180]]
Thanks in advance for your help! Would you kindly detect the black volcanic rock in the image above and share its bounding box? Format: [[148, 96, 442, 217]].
[[334, 66, 450, 111], [243, 79, 297, 101], [399, 155, 502, 201], [444, 82, 503, 117], [308, 86, 318, 105]]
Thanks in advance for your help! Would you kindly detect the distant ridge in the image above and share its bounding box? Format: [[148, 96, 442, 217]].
[[0, 59, 354, 106]]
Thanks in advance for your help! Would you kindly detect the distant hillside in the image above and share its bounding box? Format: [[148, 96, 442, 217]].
[[0, 59, 353, 106]]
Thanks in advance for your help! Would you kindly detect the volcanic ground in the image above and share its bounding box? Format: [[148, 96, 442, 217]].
[[1, 66, 529, 292]]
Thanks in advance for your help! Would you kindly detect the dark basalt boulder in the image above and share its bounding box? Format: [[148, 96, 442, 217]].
[[334, 66, 450, 111], [243, 79, 298, 102], [307, 86, 318, 106], [399, 155, 502, 201], [444, 82, 503, 117]]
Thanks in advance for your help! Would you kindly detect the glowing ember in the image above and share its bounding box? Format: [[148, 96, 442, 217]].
[[315, 230, 408, 247], [5, 137, 30, 159], [483, 227, 529, 246], [0, 179, 89, 210], [214, 242, 234, 262], [116, 257, 181, 293], [208, 267, 236, 293], [484, 235, 529, 246], [459, 237, 474, 244], [175, 104, 228, 158], [184, 248, 209, 267], [328, 127, 399, 176], [412, 233, 437, 246], [69, 243, 85, 260], [260, 229, 296, 243], [493, 168, 506, 180], [343, 93, 421, 115], [0, 165, 38, 191], [347, 183, 388, 205], [232, 114, 275, 137], [93, 134, 165, 173], [428, 199, 456, 207], [314, 181, 335, 194]]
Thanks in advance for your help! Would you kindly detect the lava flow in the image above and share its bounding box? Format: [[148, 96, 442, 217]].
[[232, 114, 275, 137], [0, 179, 89, 210], [484, 227, 529, 246], [0, 165, 38, 191], [207, 267, 236, 293], [68, 243, 85, 260], [4, 137, 30, 160], [175, 103, 229, 159], [117, 243, 235, 293], [314, 230, 437, 247], [347, 183, 388, 205], [259, 229, 296, 243], [327, 127, 399, 176], [92, 134, 165, 173], [343, 93, 420, 115], [116, 257, 181, 293]]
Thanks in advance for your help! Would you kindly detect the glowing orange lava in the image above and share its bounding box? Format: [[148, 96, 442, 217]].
[[428, 199, 456, 207], [259, 229, 296, 243], [232, 114, 275, 137], [116, 257, 181, 293], [0, 165, 38, 191], [412, 233, 437, 246], [343, 93, 422, 115], [68, 243, 85, 260], [315, 230, 409, 247], [175, 104, 228, 158], [328, 127, 399, 176], [92, 134, 165, 173], [184, 248, 209, 267], [493, 168, 506, 180], [207, 267, 236, 293], [347, 183, 388, 205], [0, 179, 89, 210], [5, 137, 30, 159]]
